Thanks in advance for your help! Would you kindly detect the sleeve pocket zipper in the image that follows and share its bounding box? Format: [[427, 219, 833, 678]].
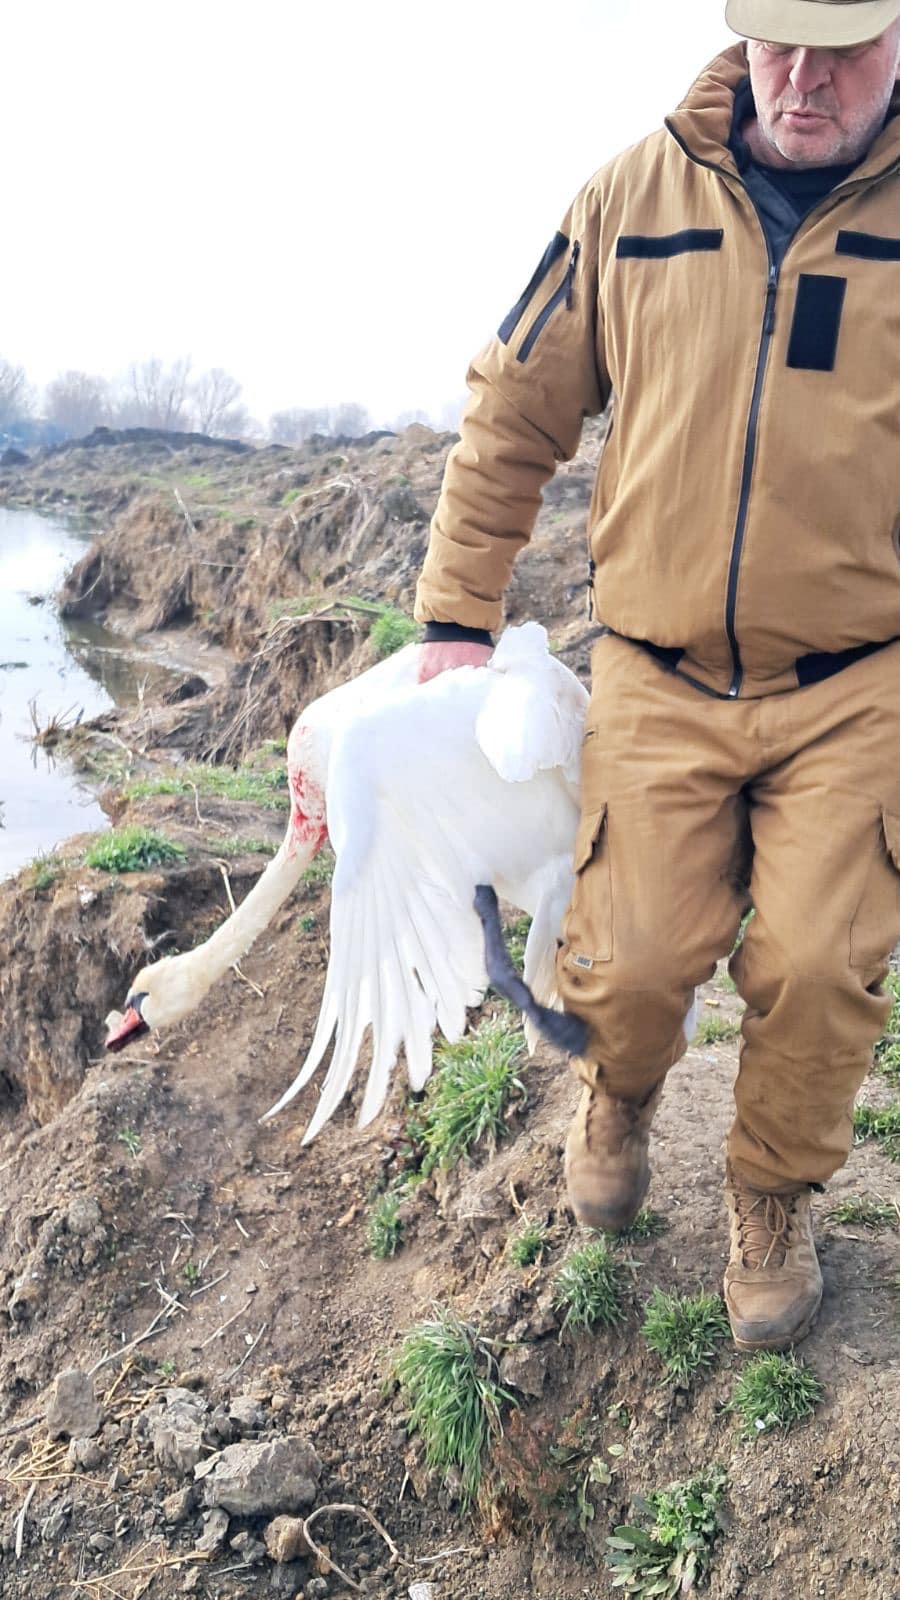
[[516, 241, 581, 364]]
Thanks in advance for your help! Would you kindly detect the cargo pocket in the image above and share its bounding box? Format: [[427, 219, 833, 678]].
[[562, 802, 613, 968], [849, 808, 900, 969]]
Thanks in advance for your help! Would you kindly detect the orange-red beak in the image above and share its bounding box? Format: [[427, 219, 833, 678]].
[[105, 1001, 150, 1053]]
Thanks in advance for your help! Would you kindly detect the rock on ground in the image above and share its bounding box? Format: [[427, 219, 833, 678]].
[[199, 1436, 321, 1517]]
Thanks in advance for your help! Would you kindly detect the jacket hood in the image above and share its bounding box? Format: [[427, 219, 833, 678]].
[[666, 41, 900, 182]]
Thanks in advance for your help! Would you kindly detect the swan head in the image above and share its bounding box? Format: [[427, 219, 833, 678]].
[[105, 954, 201, 1051]]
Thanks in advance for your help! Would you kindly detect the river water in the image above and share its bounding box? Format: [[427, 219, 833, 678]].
[[0, 507, 176, 880]]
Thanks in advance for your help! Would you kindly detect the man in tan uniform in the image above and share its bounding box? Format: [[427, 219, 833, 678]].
[[414, 0, 900, 1351]]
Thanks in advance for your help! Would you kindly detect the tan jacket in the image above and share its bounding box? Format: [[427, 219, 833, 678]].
[[414, 45, 900, 698]]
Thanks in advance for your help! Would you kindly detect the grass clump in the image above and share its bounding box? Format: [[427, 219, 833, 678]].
[[854, 1101, 900, 1162], [553, 1237, 626, 1334], [622, 1207, 668, 1242], [212, 835, 277, 858], [84, 827, 185, 873], [369, 606, 419, 658], [730, 1352, 823, 1439], [695, 1014, 740, 1045], [28, 852, 63, 891], [395, 1308, 516, 1505], [117, 1128, 142, 1158], [507, 1218, 548, 1268], [127, 760, 289, 811], [875, 973, 900, 1085], [606, 1466, 728, 1598], [827, 1194, 898, 1231], [302, 849, 335, 887], [410, 1019, 526, 1177], [641, 1288, 730, 1387], [503, 915, 532, 971], [367, 1193, 404, 1260]]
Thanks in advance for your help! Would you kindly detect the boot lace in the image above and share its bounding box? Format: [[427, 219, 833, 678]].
[[734, 1188, 797, 1270]]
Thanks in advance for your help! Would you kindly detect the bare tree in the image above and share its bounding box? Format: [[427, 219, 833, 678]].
[[268, 406, 330, 445], [391, 407, 431, 431], [116, 356, 193, 431], [0, 358, 31, 427], [44, 370, 111, 437], [329, 401, 370, 437], [191, 367, 243, 435]]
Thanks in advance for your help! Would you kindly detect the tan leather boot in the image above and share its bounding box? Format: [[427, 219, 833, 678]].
[[564, 1064, 663, 1233], [724, 1167, 823, 1352]]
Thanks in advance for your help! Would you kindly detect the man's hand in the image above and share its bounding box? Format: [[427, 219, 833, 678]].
[[417, 640, 493, 683]]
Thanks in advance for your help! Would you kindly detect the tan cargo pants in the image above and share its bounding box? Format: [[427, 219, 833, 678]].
[[556, 632, 900, 1191]]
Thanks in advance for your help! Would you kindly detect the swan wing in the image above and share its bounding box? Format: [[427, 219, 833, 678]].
[[261, 691, 503, 1139], [262, 635, 585, 1140], [476, 624, 588, 786]]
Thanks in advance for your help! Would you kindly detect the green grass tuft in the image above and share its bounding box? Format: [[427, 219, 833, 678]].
[[875, 973, 900, 1086], [606, 1467, 728, 1599], [411, 1019, 526, 1177], [826, 1194, 899, 1231], [730, 1352, 824, 1439], [367, 1193, 404, 1260], [301, 849, 335, 886], [395, 1308, 516, 1505], [553, 1236, 626, 1334], [695, 1013, 740, 1045], [641, 1288, 730, 1386], [127, 760, 289, 811], [211, 835, 277, 858], [507, 1218, 548, 1268], [503, 915, 532, 972], [28, 852, 63, 891], [84, 827, 186, 873], [854, 1100, 900, 1162], [369, 606, 419, 658], [117, 1128, 142, 1158], [621, 1207, 668, 1242]]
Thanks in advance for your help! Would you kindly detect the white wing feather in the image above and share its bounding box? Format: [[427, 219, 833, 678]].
[[262, 624, 585, 1137]]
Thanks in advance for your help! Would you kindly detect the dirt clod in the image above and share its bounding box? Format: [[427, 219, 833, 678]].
[[46, 1369, 103, 1440], [264, 1513, 312, 1563]]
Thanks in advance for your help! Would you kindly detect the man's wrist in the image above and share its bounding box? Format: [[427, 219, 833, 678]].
[[422, 622, 493, 647]]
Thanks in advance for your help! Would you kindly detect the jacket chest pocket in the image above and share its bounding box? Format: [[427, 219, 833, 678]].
[[605, 228, 733, 397], [562, 803, 613, 968]]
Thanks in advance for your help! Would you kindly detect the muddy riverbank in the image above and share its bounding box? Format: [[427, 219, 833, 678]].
[[0, 424, 896, 1600]]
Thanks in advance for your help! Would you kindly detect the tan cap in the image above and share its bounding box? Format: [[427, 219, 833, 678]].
[[726, 0, 900, 46]]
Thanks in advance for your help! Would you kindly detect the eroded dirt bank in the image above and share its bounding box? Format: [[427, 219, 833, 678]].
[[0, 427, 896, 1600]]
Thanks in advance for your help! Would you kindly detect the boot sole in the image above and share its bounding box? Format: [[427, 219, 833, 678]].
[[728, 1293, 822, 1354], [567, 1169, 650, 1235]]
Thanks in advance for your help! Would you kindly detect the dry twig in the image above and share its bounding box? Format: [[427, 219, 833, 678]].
[[70, 1538, 209, 1599], [226, 1321, 268, 1380], [199, 1298, 252, 1348], [213, 860, 265, 999], [13, 1480, 37, 1558]]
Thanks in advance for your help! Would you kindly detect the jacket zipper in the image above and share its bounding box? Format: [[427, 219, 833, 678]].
[[517, 241, 581, 363], [665, 117, 900, 693], [724, 254, 778, 697]]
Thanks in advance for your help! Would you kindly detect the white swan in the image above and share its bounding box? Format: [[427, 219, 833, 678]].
[[105, 621, 589, 1142]]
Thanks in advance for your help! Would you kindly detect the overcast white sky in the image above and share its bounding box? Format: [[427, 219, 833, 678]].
[[6, 2, 732, 428]]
